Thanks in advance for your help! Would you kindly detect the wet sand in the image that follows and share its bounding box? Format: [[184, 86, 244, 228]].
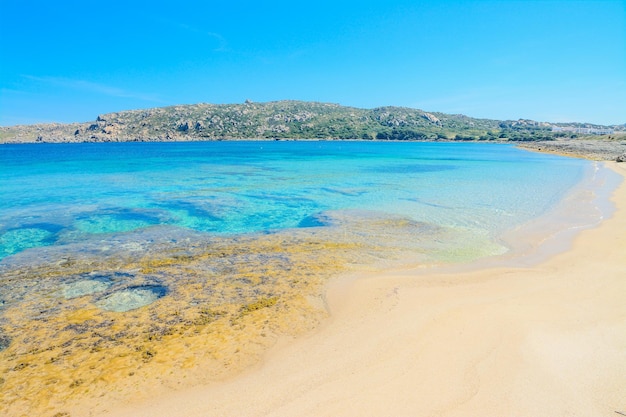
[[98, 162, 626, 416]]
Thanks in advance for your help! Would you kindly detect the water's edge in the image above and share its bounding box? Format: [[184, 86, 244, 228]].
[[0, 142, 604, 416]]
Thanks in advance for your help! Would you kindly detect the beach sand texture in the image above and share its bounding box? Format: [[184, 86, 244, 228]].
[[99, 162, 625, 416]]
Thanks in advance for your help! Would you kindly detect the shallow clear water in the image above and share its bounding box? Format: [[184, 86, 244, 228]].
[[0, 141, 608, 415], [0, 141, 590, 262]]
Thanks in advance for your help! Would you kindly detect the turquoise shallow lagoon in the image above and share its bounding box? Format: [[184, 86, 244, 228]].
[[0, 141, 612, 415], [0, 141, 593, 262]]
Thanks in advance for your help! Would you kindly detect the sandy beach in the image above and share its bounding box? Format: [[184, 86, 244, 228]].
[[2, 0, 624, 414], [92, 161, 626, 417]]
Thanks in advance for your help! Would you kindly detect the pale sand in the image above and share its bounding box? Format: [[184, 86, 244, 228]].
[[103, 163, 626, 417]]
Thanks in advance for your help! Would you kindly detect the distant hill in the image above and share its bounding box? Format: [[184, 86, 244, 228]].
[[1, 100, 623, 143]]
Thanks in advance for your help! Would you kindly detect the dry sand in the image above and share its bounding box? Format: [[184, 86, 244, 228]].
[[101, 163, 626, 417]]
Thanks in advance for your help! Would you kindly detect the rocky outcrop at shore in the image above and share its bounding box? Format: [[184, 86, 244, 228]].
[[518, 140, 626, 162]]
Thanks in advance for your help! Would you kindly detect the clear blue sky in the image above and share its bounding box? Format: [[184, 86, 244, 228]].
[[1, 0, 624, 126]]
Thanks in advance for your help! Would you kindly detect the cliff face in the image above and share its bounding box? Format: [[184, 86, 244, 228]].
[[0, 100, 623, 144]]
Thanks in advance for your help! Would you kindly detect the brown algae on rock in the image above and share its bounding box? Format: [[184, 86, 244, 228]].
[[96, 285, 167, 312], [0, 211, 457, 416]]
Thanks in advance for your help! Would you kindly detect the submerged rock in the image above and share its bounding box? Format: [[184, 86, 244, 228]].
[[96, 285, 167, 312], [298, 213, 334, 228], [62, 279, 111, 299]]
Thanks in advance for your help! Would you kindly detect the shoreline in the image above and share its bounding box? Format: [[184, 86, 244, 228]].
[[97, 162, 626, 416], [2, 142, 606, 416]]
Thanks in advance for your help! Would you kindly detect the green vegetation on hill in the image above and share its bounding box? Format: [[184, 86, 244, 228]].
[[0, 100, 622, 144]]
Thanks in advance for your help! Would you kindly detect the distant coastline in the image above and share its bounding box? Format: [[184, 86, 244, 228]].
[[1, 100, 624, 150]]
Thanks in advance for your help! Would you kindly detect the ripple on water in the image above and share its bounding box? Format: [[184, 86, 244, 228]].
[[73, 208, 168, 234], [0, 227, 55, 258], [96, 285, 168, 312]]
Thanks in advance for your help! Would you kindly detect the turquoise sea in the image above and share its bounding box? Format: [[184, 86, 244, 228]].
[[1, 141, 619, 413], [0, 141, 597, 262]]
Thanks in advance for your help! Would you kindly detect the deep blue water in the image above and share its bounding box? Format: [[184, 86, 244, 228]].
[[0, 141, 591, 262]]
